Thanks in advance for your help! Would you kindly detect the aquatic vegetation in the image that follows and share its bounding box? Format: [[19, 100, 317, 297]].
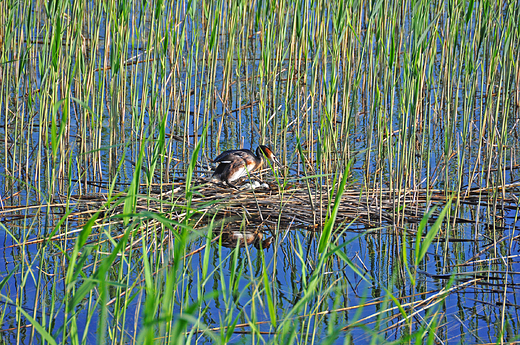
[[0, 0, 519, 343]]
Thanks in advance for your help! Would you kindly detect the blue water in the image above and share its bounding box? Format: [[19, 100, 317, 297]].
[[1, 1, 519, 343]]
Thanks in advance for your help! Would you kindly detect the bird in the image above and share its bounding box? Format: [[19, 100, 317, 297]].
[[221, 230, 274, 250], [210, 145, 280, 188]]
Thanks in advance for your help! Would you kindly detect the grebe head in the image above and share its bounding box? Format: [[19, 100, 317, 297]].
[[257, 145, 281, 167]]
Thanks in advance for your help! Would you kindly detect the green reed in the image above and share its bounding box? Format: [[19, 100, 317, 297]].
[[0, 0, 519, 343]]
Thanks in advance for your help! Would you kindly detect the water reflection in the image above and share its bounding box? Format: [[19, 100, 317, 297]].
[[220, 230, 273, 250]]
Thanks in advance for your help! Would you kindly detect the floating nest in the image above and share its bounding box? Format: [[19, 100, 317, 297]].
[[62, 171, 520, 242], [4, 170, 517, 252]]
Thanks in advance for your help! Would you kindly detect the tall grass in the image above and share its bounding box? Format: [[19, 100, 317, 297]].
[[0, 0, 519, 343]]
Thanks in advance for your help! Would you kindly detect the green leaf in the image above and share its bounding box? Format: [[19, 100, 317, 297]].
[[261, 250, 277, 328], [17, 307, 57, 345], [465, 0, 474, 24], [65, 212, 99, 289], [417, 198, 453, 265], [51, 98, 68, 160], [415, 206, 437, 266], [318, 160, 352, 253]]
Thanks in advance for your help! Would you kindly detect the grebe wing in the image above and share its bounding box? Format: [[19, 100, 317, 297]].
[[213, 149, 254, 163], [213, 150, 237, 163], [212, 158, 249, 182]]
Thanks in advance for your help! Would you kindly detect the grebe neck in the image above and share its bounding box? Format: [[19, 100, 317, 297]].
[[256, 147, 265, 165]]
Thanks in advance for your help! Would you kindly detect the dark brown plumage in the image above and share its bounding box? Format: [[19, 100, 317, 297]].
[[211, 145, 280, 188]]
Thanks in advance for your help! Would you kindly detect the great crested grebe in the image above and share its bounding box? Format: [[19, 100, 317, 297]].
[[210, 145, 280, 188]]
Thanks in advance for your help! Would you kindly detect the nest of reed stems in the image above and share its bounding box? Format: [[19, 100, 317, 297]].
[[4, 168, 518, 252], [55, 169, 519, 238]]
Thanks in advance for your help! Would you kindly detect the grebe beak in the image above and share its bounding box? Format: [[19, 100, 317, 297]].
[[272, 155, 282, 168], [260, 146, 282, 168], [265, 151, 281, 168]]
